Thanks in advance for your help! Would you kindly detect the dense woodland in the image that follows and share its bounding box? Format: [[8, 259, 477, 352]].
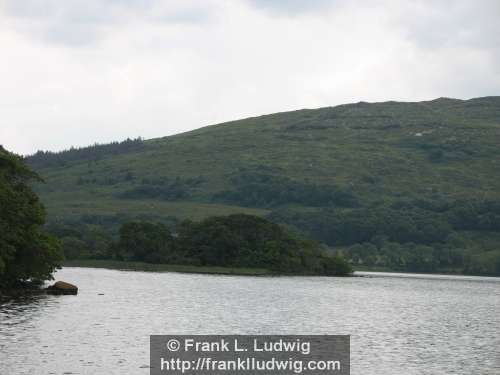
[[51, 214, 352, 275], [0, 147, 63, 289], [48, 194, 500, 275], [213, 170, 359, 207], [269, 199, 500, 274], [108, 215, 352, 275]]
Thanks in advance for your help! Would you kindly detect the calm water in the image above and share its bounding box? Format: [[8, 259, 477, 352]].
[[1, 268, 499, 375]]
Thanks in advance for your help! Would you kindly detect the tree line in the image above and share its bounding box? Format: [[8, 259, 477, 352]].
[[268, 199, 500, 275], [59, 214, 352, 276], [27, 138, 145, 169], [213, 170, 359, 208]]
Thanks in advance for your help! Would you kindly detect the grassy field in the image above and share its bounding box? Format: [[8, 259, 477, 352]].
[[63, 259, 272, 276], [43, 193, 269, 222]]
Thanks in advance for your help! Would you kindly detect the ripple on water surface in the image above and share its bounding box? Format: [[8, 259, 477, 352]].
[[1, 268, 499, 375]]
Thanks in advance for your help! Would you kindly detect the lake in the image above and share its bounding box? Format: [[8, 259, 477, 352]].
[[1, 268, 499, 374]]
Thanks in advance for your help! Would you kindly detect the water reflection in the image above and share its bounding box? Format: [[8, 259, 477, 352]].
[[0, 293, 52, 329]]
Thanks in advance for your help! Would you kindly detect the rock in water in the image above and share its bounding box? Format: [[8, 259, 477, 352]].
[[46, 281, 78, 295]]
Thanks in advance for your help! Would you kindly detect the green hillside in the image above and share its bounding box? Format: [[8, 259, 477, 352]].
[[27, 96, 500, 275]]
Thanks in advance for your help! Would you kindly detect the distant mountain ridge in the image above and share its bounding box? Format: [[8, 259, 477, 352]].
[[26, 96, 500, 275], [28, 96, 500, 202]]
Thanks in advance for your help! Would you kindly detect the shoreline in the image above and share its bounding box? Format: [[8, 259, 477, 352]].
[[61, 259, 355, 277], [354, 265, 500, 278], [62, 259, 273, 276], [63, 260, 500, 278]]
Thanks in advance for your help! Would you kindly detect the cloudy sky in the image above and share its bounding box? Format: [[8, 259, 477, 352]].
[[1, 0, 499, 155]]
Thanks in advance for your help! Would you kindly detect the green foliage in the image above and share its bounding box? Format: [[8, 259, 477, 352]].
[[47, 213, 179, 261], [463, 251, 500, 275], [448, 200, 500, 231], [269, 205, 453, 247], [23, 96, 500, 275], [47, 222, 114, 260], [213, 170, 358, 208], [114, 221, 175, 263], [269, 199, 500, 275], [360, 229, 500, 275], [118, 179, 190, 201], [63, 259, 272, 276], [0, 147, 63, 288], [28, 137, 145, 169], [109, 214, 352, 275], [61, 237, 90, 260]]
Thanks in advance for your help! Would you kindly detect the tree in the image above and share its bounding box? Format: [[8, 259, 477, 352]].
[[61, 237, 90, 260], [322, 255, 353, 276], [174, 214, 352, 275], [116, 221, 174, 263], [0, 146, 63, 288]]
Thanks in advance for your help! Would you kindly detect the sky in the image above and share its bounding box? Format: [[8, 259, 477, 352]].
[[1, 0, 499, 155]]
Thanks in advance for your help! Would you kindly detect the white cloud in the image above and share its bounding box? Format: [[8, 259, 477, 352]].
[[0, 0, 498, 154]]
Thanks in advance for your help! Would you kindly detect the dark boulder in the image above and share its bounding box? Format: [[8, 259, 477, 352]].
[[46, 281, 78, 295]]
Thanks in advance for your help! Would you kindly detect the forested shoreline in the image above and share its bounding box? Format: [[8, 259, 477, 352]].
[[27, 152, 500, 276], [57, 214, 353, 276], [13, 97, 500, 277], [1, 147, 352, 289]]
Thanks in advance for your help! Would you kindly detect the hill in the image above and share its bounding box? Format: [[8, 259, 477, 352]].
[[26, 96, 500, 275]]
